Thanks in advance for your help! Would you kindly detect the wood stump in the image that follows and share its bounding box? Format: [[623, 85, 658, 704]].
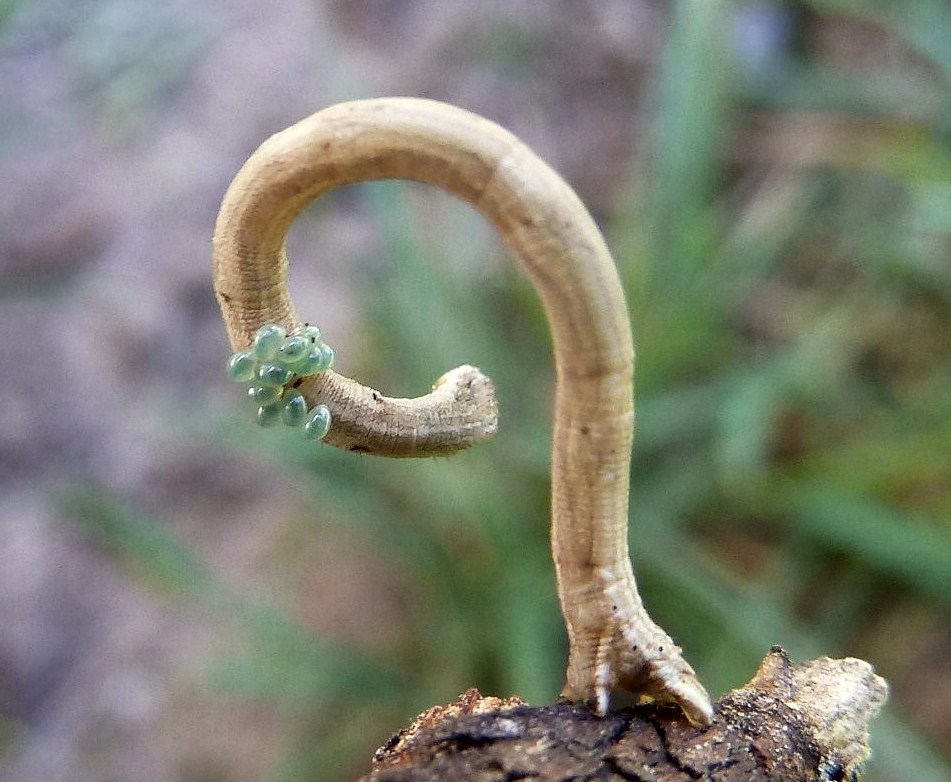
[[361, 648, 887, 782]]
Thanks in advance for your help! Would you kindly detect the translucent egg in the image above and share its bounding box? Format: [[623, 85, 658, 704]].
[[282, 391, 309, 427], [257, 364, 294, 388], [256, 403, 282, 427], [252, 324, 286, 361], [303, 405, 332, 440], [318, 343, 334, 372], [278, 335, 311, 365], [300, 325, 321, 343], [295, 344, 333, 377], [292, 349, 320, 377], [227, 351, 257, 382], [249, 385, 281, 405]]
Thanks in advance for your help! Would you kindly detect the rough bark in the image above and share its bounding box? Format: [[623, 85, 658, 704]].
[[360, 648, 887, 782]]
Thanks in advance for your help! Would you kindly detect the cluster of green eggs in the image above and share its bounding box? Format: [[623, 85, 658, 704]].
[[227, 323, 334, 440]]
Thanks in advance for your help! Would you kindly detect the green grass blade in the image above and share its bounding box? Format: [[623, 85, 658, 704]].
[[780, 481, 951, 605]]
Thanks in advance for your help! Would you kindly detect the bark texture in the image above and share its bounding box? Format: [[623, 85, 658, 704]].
[[360, 648, 887, 782]]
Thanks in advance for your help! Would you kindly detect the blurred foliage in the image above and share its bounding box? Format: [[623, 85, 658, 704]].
[[58, 1, 951, 780], [0, 0, 213, 136]]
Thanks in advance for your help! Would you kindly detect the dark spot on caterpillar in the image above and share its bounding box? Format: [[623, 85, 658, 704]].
[[580, 425, 590, 435], [220, 292, 232, 303], [372, 391, 381, 402], [292, 378, 303, 388], [350, 445, 370, 453]]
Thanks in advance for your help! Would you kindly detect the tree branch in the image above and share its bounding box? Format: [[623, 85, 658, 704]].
[[362, 649, 887, 782]]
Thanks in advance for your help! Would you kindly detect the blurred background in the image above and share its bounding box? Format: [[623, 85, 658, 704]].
[[1, 1, 950, 780]]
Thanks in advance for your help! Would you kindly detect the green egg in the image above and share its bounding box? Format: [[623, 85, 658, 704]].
[[303, 405, 332, 440], [227, 351, 257, 382], [318, 343, 334, 372], [278, 335, 311, 365], [249, 385, 281, 405], [292, 348, 322, 377], [295, 344, 334, 377], [281, 391, 309, 427], [300, 324, 321, 343], [257, 363, 294, 388], [256, 403, 282, 427], [252, 323, 286, 360]]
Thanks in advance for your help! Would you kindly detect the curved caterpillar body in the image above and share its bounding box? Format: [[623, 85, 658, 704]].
[[213, 98, 712, 726]]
